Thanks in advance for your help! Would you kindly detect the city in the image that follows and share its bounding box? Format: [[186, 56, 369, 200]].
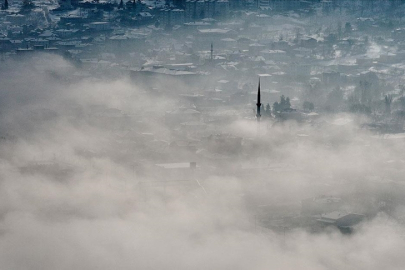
[[1, 0, 405, 269]]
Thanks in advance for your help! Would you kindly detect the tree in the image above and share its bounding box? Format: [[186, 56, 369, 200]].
[[265, 103, 271, 117], [285, 97, 291, 109], [280, 95, 286, 109], [348, 80, 379, 115], [278, 95, 292, 111], [273, 102, 280, 114], [274, 95, 293, 113]]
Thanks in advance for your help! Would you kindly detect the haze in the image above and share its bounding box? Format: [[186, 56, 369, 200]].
[[1, 0, 405, 269]]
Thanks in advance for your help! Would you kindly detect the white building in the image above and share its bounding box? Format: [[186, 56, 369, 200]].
[[184, 0, 229, 21], [89, 22, 111, 31]]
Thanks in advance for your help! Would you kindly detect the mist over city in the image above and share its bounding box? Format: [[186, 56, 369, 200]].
[[1, 0, 405, 269]]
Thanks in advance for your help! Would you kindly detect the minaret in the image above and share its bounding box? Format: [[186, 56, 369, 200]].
[[256, 78, 261, 122], [210, 42, 213, 61]]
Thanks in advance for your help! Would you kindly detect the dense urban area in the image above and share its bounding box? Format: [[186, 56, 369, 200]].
[[1, 0, 405, 269]]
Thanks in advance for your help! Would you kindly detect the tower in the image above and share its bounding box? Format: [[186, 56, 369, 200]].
[[256, 78, 261, 122], [210, 42, 213, 61]]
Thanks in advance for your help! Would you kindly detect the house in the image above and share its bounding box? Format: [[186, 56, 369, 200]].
[[317, 211, 365, 232], [89, 22, 112, 31]]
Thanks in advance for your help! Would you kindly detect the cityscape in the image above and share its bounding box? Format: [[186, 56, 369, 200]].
[[1, 0, 405, 269]]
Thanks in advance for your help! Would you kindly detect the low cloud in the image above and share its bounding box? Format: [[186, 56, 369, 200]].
[[0, 55, 404, 270]]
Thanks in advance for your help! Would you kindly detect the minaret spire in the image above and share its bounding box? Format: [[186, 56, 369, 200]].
[[2, 0, 8, 9], [256, 77, 261, 122], [210, 42, 213, 61]]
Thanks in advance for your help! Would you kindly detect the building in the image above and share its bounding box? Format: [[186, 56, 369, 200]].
[[173, 0, 186, 8], [257, 0, 300, 10], [258, 0, 270, 9], [317, 211, 365, 232], [215, 0, 229, 18], [185, 0, 229, 21], [89, 22, 112, 31], [159, 8, 185, 27], [205, 0, 216, 18], [229, 0, 242, 9], [195, 0, 205, 19], [171, 9, 185, 25]]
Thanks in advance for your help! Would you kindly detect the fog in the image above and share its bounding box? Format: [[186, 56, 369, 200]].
[[0, 54, 404, 270], [2, 0, 405, 267]]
